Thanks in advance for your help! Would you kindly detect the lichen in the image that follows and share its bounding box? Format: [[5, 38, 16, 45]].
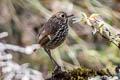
[[47, 66, 108, 80]]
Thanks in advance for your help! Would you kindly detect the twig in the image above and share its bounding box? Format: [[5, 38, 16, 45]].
[[73, 13, 120, 49], [0, 32, 8, 39], [0, 43, 40, 55], [0, 52, 44, 80]]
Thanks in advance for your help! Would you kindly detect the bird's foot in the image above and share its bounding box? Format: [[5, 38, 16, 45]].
[[54, 65, 62, 73], [52, 66, 68, 79]]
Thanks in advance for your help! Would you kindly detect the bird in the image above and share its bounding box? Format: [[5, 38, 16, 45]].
[[37, 11, 73, 72]]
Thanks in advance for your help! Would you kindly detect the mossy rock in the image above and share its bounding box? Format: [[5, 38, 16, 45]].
[[47, 66, 108, 80]]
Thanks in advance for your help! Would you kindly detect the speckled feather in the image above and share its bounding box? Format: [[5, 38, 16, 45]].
[[38, 11, 69, 49]]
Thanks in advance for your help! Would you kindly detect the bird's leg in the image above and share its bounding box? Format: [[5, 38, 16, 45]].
[[44, 48, 61, 72]]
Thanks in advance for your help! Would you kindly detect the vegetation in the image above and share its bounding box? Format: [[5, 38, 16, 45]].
[[0, 0, 120, 80]]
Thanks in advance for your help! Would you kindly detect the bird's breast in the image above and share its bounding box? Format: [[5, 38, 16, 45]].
[[45, 25, 68, 49]]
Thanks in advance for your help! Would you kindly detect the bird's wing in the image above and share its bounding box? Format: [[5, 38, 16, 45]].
[[37, 25, 50, 44], [37, 17, 60, 44], [37, 22, 56, 44]]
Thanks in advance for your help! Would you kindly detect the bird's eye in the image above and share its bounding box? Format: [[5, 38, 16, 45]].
[[60, 14, 65, 18]]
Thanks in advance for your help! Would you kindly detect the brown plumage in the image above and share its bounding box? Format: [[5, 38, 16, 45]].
[[38, 11, 73, 72]]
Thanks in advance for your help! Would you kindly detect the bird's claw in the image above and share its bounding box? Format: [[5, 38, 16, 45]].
[[54, 65, 62, 73]]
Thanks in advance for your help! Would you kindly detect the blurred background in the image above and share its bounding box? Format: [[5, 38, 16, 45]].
[[0, 0, 120, 77]]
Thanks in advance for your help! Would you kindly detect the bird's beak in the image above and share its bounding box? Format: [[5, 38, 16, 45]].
[[67, 14, 74, 18]]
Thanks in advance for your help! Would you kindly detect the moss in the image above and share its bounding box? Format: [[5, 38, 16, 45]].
[[47, 66, 108, 80]]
